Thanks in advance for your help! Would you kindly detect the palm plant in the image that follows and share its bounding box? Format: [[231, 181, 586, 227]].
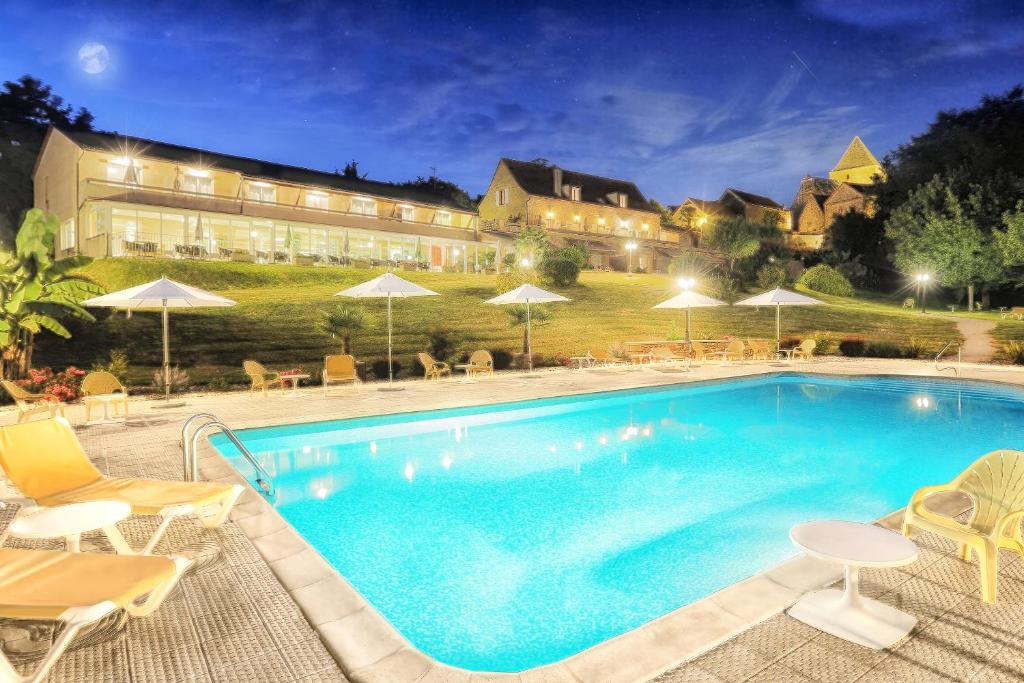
[[506, 304, 550, 354], [0, 210, 103, 377], [318, 304, 373, 354]]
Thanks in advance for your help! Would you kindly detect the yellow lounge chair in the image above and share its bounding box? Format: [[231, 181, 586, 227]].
[[0, 418, 244, 555], [587, 349, 626, 367], [1, 380, 64, 424], [81, 371, 129, 421], [243, 359, 285, 396], [418, 352, 451, 381], [463, 350, 494, 377], [781, 339, 817, 362], [323, 354, 358, 395], [0, 548, 190, 683], [650, 346, 690, 369], [903, 449, 1024, 603]]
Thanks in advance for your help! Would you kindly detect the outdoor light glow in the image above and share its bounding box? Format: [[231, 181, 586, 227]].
[[575, 440, 583, 450], [598, 217, 606, 225], [521, 257, 531, 267], [441, 455, 453, 470], [185, 168, 210, 178], [369, 440, 378, 454], [915, 273, 931, 283], [545, 210, 554, 219], [626, 425, 639, 437], [302, 445, 311, 454], [598, 435, 608, 445], [573, 214, 581, 222], [677, 277, 696, 290], [914, 396, 932, 409], [453, 248, 460, 256], [315, 485, 329, 499], [625, 241, 637, 251], [403, 462, 415, 482], [548, 445, 557, 453]]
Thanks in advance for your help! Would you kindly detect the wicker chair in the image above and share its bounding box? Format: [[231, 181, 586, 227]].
[[81, 371, 129, 421], [243, 360, 284, 396], [418, 352, 451, 381], [463, 350, 494, 377]]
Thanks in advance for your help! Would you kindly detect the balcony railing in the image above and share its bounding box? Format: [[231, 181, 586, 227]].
[[81, 178, 479, 237], [480, 217, 680, 245]]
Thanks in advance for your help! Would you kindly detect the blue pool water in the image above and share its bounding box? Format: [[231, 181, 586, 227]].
[[214, 374, 1024, 672]]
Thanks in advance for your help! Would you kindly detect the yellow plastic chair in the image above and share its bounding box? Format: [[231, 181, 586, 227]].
[[0, 548, 190, 683], [323, 354, 358, 395], [1, 380, 64, 424], [719, 339, 746, 364], [418, 352, 451, 381], [902, 449, 1024, 603], [243, 359, 284, 396], [781, 339, 817, 362], [0, 417, 244, 555], [81, 371, 129, 421], [689, 341, 708, 365], [464, 350, 494, 377], [747, 339, 773, 361]]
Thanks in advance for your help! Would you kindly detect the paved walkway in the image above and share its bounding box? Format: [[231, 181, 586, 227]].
[[939, 316, 998, 363]]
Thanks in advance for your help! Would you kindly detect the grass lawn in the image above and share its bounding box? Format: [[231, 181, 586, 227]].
[[37, 259, 959, 387]]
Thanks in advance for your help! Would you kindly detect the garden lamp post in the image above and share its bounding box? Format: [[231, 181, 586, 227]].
[[915, 273, 931, 313], [625, 241, 637, 276]]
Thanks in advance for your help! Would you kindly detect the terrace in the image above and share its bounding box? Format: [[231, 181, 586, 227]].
[[3, 358, 1024, 682]]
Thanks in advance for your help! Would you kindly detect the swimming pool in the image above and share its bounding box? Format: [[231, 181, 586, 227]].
[[214, 374, 1024, 672]]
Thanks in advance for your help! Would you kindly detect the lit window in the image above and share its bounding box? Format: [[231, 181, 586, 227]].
[[496, 187, 509, 206], [617, 193, 628, 208], [434, 210, 452, 226], [350, 197, 377, 216], [182, 169, 213, 195], [306, 191, 328, 209], [247, 181, 276, 203], [398, 205, 415, 221], [107, 157, 143, 184], [570, 186, 581, 201], [60, 218, 75, 249]]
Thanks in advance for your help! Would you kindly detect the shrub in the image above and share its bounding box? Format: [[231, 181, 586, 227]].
[[1003, 341, 1024, 365], [18, 366, 87, 402], [780, 336, 802, 349], [838, 338, 866, 357], [809, 331, 838, 355], [540, 247, 585, 287], [903, 337, 932, 359], [552, 352, 573, 367], [92, 349, 130, 382], [798, 264, 854, 297], [513, 352, 545, 369], [490, 349, 514, 370], [756, 263, 787, 290], [371, 358, 402, 380], [865, 341, 903, 358], [426, 328, 458, 361], [703, 274, 741, 303], [495, 269, 535, 295], [152, 366, 190, 394]]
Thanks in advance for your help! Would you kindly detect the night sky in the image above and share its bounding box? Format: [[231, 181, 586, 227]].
[[2, 1, 1021, 205]]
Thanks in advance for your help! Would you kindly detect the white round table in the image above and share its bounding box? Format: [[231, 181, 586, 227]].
[[787, 520, 919, 649], [5, 501, 133, 553], [280, 374, 309, 397]]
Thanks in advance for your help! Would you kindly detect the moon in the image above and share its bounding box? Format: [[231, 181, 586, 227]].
[[78, 42, 109, 74]]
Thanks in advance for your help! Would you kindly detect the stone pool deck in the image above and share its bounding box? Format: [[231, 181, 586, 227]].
[[1, 357, 1023, 682]]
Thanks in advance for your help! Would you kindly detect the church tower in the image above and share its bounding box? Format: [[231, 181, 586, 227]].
[[829, 136, 885, 185]]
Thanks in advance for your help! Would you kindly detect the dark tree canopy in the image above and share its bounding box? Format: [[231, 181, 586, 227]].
[[397, 175, 477, 211], [0, 76, 95, 247]]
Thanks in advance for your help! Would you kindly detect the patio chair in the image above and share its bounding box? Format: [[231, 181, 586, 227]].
[[0, 547, 191, 683], [243, 360, 285, 396], [689, 341, 708, 364], [323, 354, 358, 395], [0, 417, 244, 555], [1, 380, 64, 424], [418, 352, 451, 381], [463, 350, 494, 377], [81, 371, 129, 422], [780, 339, 816, 362], [902, 449, 1024, 603], [587, 349, 627, 367], [718, 340, 746, 364], [747, 339, 774, 361]]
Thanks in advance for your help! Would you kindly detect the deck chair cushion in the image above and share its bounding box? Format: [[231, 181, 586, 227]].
[[0, 548, 176, 620], [38, 477, 239, 515], [0, 417, 103, 499]]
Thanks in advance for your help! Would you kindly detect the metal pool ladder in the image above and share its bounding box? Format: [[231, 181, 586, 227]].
[[181, 413, 275, 496], [935, 340, 961, 377]]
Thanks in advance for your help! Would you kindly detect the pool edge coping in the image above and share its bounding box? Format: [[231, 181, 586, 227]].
[[198, 366, 1014, 683]]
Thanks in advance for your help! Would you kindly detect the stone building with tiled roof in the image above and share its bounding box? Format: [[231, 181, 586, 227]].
[[672, 188, 790, 241], [478, 158, 686, 272], [788, 136, 885, 250]]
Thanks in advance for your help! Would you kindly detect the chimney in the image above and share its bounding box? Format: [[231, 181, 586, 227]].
[[552, 166, 563, 197]]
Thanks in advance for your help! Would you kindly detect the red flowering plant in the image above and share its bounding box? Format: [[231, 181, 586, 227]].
[[17, 366, 87, 402]]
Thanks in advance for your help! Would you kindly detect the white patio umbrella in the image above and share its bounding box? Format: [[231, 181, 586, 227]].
[[485, 284, 569, 371], [735, 287, 824, 350], [653, 290, 726, 341], [83, 277, 236, 398], [336, 272, 439, 386]]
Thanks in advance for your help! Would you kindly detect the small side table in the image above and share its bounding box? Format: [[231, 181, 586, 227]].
[[788, 520, 919, 649], [4, 501, 133, 554], [279, 373, 310, 397]]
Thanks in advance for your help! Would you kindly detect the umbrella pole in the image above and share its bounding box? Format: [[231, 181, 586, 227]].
[[387, 293, 393, 384], [686, 305, 692, 342], [162, 301, 170, 399], [776, 304, 781, 351], [526, 301, 533, 372]]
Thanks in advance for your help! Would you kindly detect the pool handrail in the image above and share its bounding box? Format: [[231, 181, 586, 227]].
[[182, 413, 275, 496]]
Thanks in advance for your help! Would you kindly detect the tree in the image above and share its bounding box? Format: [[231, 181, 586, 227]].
[[0, 210, 102, 377], [826, 210, 891, 288], [515, 225, 549, 267], [0, 76, 95, 246], [701, 216, 761, 276], [318, 304, 373, 354], [339, 160, 364, 179], [397, 175, 477, 211], [885, 175, 1002, 309], [540, 246, 585, 286], [995, 203, 1024, 286]]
